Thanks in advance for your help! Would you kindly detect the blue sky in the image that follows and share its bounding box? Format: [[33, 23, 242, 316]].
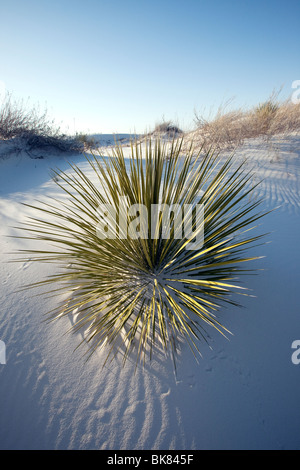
[[1, 0, 299, 134]]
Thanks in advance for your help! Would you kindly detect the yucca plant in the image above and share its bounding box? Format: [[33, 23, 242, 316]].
[[16, 137, 267, 369]]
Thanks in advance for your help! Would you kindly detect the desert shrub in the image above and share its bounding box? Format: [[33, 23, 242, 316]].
[[152, 120, 184, 137], [0, 92, 85, 154], [22, 131, 85, 153], [0, 91, 57, 139], [75, 132, 98, 150], [17, 137, 266, 368]]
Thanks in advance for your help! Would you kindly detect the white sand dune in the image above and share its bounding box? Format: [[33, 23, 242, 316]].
[[0, 134, 300, 450]]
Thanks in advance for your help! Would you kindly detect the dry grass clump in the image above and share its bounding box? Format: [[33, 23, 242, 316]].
[[192, 106, 249, 151], [252, 99, 279, 135], [267, 101, 300, 135], [187, 96, 300, 153]]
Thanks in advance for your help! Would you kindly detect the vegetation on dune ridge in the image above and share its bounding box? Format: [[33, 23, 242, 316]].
[[16, 137, 268, 369], [1, 89, 299, 157], [189, 94, 300, 152], [149, 120, 184, 138], [0, 92, 96, 156]]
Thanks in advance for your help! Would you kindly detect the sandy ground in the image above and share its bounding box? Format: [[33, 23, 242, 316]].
[[0, 133, 300, 450]]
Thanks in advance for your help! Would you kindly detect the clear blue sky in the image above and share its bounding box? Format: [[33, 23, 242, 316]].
[[1, 0, 299, 134]]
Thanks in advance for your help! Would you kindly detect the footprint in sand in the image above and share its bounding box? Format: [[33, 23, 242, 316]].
[[2, 273, 11, 285], [18, 259, 32, 270]]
